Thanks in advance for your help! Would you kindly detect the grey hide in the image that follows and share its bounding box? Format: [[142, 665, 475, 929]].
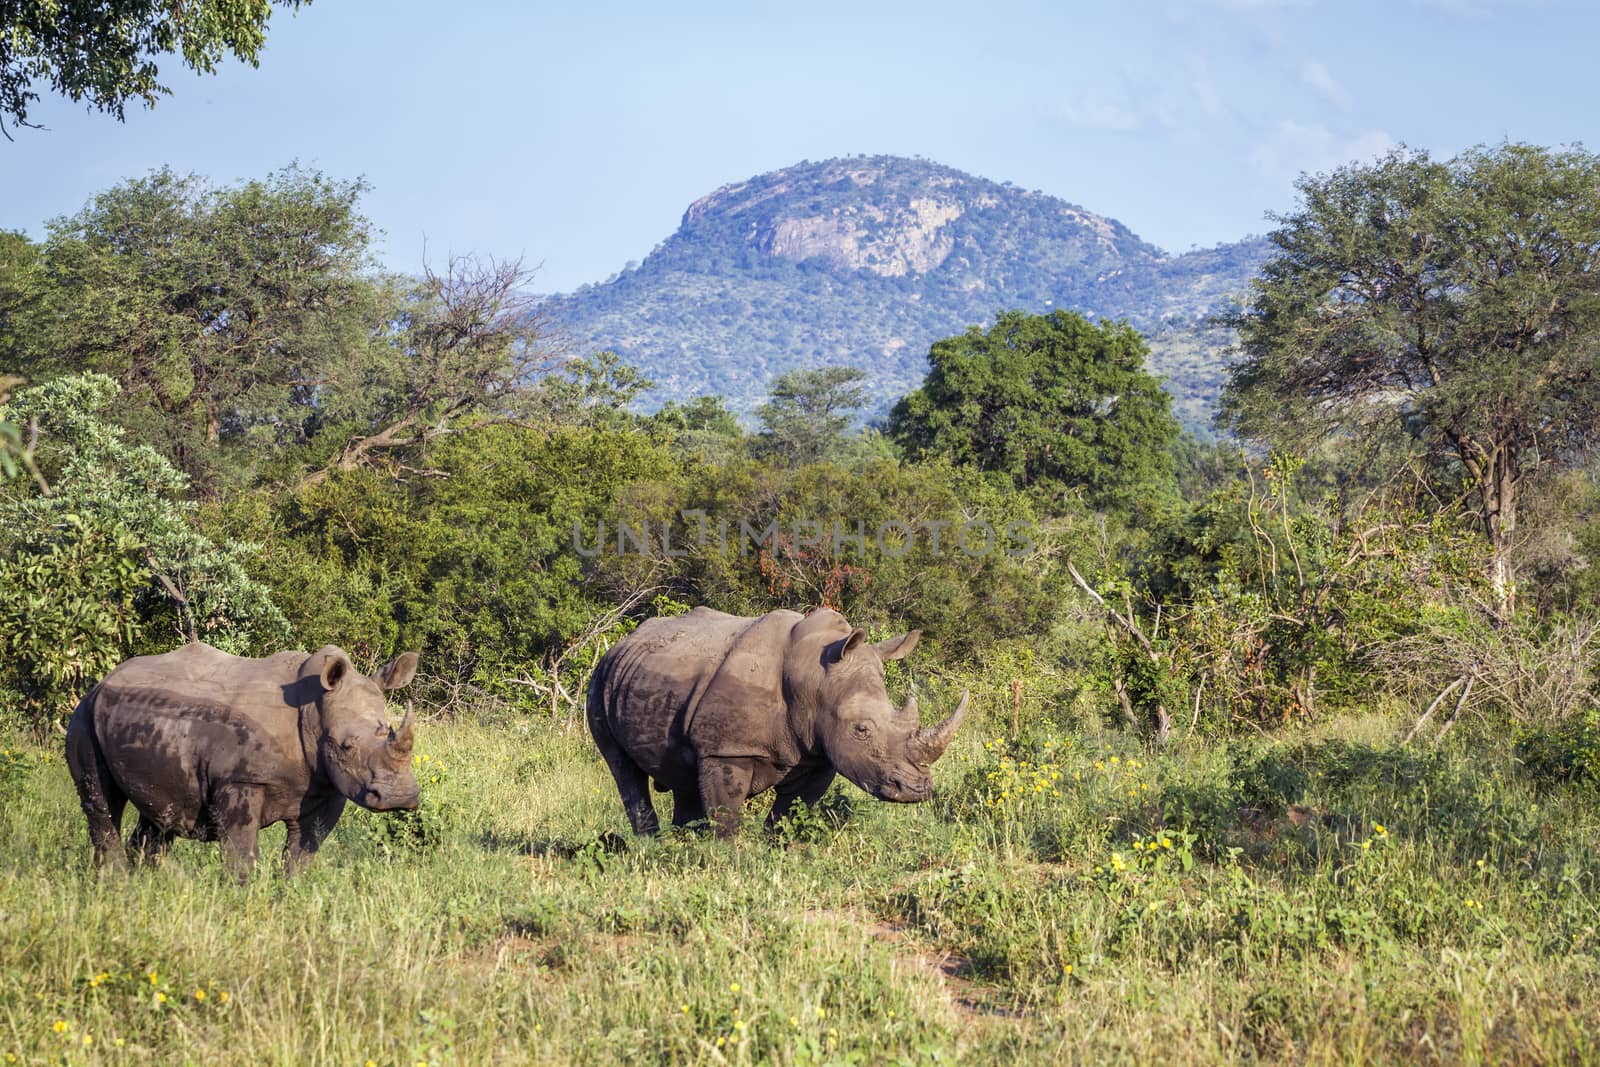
[[587, 607, 967, 836], [65, 642, 421, 877]]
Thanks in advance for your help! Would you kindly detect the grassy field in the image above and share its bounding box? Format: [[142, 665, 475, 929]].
[[1, 708, 1597, 1065]]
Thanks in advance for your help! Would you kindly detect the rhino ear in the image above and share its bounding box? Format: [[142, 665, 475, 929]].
[[873, 630, 921, 661], [318, 648, 353, 693], [375, 652, 420, 691], [828, 628, 869, 665]]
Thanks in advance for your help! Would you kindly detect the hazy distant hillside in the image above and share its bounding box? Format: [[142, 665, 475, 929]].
[[541, 155, 1268, 431]]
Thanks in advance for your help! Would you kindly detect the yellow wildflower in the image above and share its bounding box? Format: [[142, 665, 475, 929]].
[[52, 1021, 66, 1034]]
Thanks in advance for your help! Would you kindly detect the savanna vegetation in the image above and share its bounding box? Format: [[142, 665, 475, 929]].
[[2, 142, 1599, 1064]]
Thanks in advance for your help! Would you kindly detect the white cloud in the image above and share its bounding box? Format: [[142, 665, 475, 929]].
[[1055, 90, 1145, 132], [1300, 60, 1353, 110], [1188, 56, 1226, 118], [1250, 120, 1397, 183]]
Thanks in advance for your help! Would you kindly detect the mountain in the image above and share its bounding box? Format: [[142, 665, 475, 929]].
[[540, 155, 1270, 433]]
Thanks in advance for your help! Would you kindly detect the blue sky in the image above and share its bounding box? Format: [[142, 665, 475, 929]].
[[2, 0, 1594, 293]]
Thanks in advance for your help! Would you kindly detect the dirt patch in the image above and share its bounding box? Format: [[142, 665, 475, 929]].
[[449, 933, 559, 980], [803, 908, 1027, 1026]]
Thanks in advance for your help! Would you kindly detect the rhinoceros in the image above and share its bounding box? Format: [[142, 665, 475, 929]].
[[586, 607, 968, 836], [65, 642, 422, 876]]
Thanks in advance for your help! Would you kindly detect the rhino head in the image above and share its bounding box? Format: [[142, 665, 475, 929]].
[[796, 613, 968, 803], [302, 647, 423, 811]]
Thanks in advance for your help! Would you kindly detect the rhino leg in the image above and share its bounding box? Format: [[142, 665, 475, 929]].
[[128, 817, 175, 865], [766, 765, 837, 830], [283, 794, 347, 876], [671, 788, 707, 829], [65, 696, 128, 869], [589, 710, 660, 836], [697, 757, 755, 838], [209, 784, 265, 881]]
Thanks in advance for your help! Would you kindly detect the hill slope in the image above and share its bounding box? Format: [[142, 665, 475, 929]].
[[541, 155, 1268, 431]]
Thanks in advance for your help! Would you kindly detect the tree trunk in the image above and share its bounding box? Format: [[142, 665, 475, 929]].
[[1479, 441, 1518, 623]]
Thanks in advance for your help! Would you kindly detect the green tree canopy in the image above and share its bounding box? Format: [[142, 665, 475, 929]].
[[1220, 143, 1600, 618], [3, 166, 381, 487], [0, 0, 305, 133], [0, 373, 34, 484], [523, 350, 654, 431], [647, 395, 742, 438], [0, 374, 288, 723], [756, 366, 868, 466], [888, 309, 1179, 514], [2, 171, 552, 491]]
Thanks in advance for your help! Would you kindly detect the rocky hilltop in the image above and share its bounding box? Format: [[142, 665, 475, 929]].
[[542, 156, 1269, 431]]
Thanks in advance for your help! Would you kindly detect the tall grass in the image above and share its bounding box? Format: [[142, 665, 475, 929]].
[[1, 711, 1596, 1065]]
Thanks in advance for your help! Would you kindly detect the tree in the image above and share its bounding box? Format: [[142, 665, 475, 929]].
[[756, 366, 867, 465], [0, 372, 40, 486], [1221, 143, 1600, 620], [5, 166, 382, 489], [647, 395, 742, 438], [522, 349, 652, 432], [0, 0, 306, 134], [0, 374, 288, 724], [888, 309, 1179, 514], [316, 256, 557, 478]]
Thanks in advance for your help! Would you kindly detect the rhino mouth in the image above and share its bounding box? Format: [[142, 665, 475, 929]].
[[873, 776, 933, 803], [360, 782, 421, 812]]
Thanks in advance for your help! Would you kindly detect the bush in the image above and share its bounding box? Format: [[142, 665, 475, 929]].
[[1516, 712, 1600, 789], [0, 375, 288, 727]]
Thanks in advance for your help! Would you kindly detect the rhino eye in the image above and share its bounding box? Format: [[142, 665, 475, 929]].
[[340, 738, 357, 753], [852, 722, 875, 739]]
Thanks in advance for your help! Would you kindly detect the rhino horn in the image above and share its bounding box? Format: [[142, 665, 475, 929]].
[[898, 692, 919, 725], [908, 691, 968, 764], [389, 704, 416, 760]]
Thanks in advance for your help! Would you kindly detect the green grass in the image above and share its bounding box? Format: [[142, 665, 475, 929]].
[[1, 712, 1597, 1065]]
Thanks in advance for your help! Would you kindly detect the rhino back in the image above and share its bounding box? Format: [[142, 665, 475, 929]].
[[597, 609, 800, 782], [92, 645, 310, 837]]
